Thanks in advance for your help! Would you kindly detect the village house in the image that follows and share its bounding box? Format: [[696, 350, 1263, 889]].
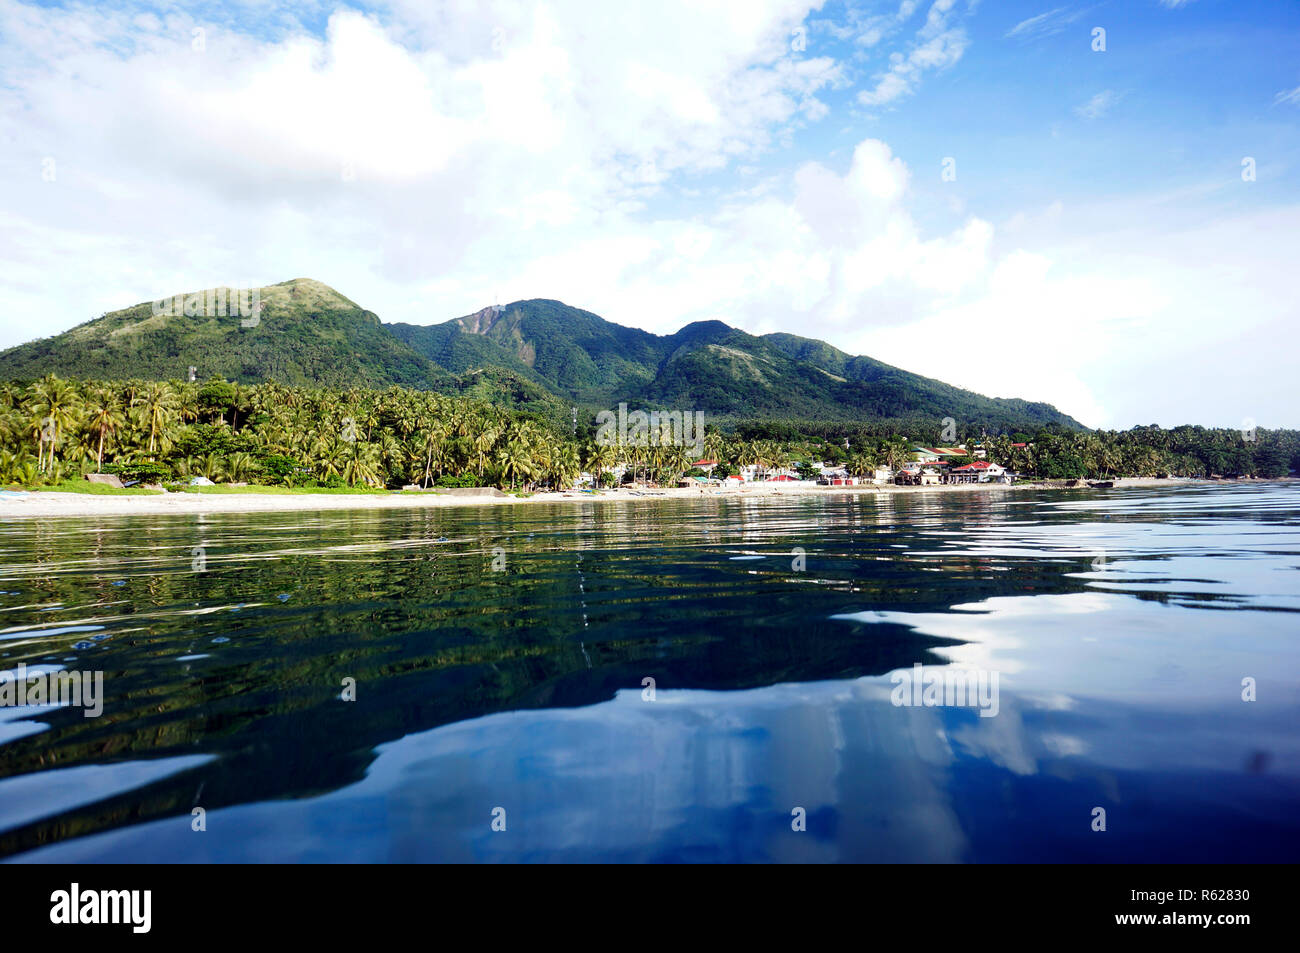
[[947, 461, 1008, 484], [896, 466, 941, 486], [817, 468, 860, 486]]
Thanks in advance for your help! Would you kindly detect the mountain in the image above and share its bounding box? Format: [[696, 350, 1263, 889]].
[[388, 299, 663, 401], [759, 330, 1072, 428], [0, 278, 448, 390], [392, 299, 1083, 430], [0, 281, 1084, 431]]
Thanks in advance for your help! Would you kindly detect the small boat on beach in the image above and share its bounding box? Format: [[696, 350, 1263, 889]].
[[1087, 480, 1114, 489]]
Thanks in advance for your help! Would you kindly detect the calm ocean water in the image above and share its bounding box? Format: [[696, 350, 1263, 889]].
[[1, 483, 1297, 862]]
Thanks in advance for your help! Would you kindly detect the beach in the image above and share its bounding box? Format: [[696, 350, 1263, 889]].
[[0, 477, 1216, 520]]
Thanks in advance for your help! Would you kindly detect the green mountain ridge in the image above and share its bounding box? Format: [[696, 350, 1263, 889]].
[[0, 278, 446, 391], [396, 298, 1081, 430], [0, 278, 1084, 431]]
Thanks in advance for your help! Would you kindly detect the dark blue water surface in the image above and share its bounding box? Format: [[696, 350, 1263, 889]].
[[1, 483, 1298, 862]]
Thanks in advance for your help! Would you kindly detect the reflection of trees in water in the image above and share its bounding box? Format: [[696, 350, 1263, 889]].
[[0, 496, 1099, 857]]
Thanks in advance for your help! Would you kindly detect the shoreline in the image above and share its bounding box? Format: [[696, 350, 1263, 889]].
[[0, 477, 1251, 520]]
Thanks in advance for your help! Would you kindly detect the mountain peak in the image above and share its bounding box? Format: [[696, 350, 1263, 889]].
[[259, 278, 360, 312], [458, 304, 509, 335], [0, 277, 428, 388], [676, 319, 733, 336]]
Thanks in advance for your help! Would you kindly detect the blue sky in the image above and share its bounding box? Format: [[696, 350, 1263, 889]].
[[1, 0, 1297, 429]]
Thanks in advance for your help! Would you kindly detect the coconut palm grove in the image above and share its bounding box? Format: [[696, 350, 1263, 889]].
[[2, 373, 1296, 493]]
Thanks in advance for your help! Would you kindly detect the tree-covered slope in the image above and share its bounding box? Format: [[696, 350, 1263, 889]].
[[397, 297, 1086, 426], [762, 330, 1078, 428], [392, 300, 666, 403], [0, 278, 449, 390], [0, 281, 1084, 431], [405, 300, 1085, 429]]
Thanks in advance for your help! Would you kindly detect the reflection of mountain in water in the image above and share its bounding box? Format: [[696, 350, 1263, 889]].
[[0, 604, 958, 856], [4, 485, 1297, 860], [14, 670, 1298, 863], [0, 497, 1085, 856]]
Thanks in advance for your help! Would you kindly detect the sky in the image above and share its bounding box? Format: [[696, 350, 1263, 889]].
[[0, 0, 1297, 430]]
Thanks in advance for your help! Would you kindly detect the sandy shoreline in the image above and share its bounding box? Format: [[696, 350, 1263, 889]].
[[0, 477, 1226, 520]]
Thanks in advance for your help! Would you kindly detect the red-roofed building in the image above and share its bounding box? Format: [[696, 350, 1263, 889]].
[[948, 461, 1008, 484]]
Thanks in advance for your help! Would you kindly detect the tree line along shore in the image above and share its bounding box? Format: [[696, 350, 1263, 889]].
[[2, 375, 1296, 494]]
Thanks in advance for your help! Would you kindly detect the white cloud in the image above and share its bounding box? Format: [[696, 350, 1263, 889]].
[[840, 0, 921, 49], [1274, 84, 1300, 106], [0, 0, 839, 318], [857, 0, 970, 107], [1075, 89, 1120, 119], [1005, 6, 1085, 40], [0, 0, 1296, 432]]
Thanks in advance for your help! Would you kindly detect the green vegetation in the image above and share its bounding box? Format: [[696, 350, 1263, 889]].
[[166, 484, 389, 495], [831, 426, 1294, 480], [0, 279, 1294, 489], [1, 374, 1295, 494], [0, 374, 591, 491], [394, 300, 1084, 430], [0, 279, 449, 391], [391, 299, 663, 401], [0, 279, 1081, 432], [26, 478, 162, 495]]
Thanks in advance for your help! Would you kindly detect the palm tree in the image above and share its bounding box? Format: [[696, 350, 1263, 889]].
[[199, 452, 225, 481], [549, 441, 581, 489], [584, 442, 616, 487], [417, 423, 448, 488], [496, 438, 531, 490], [664, 444, 691, 484], [311, 433, 349, 481], [473, 419, 499, 478], [176, 381, 201, 424], [225, 452, 260, 483], [847, 449, 878, 478], [85, 387, 125, 472], [341, 441, 382, 487], [881, 436, 910, 472], [131, 381, 179, 458], [703, 428, 724, 465], [25, 375, 81, 472]]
